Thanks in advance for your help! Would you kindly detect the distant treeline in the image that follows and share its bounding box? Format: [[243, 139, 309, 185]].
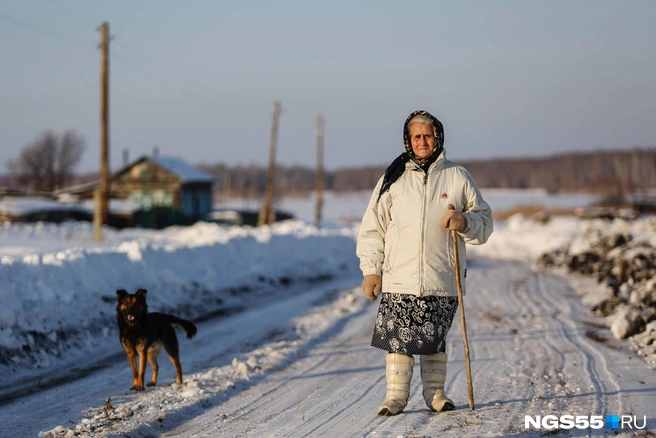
[[200, 148, 656, 198], [3, 148, 653, 199]]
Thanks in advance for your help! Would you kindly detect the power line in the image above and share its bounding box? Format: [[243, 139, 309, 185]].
[[0, 6, 207, 99], [46, 0, 187, 89], [0, 10, 87, 44], [49, 0, 92, 24], [39, 1, 187, 91], [113, 39, 169, 72], [111, 38, 257, 101], [110, 49, 183, 92], [1, 7, 314, 120]]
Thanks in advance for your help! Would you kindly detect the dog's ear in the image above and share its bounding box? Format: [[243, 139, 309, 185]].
[[135, 288, 147, 301], [116, 289, 128, 301]]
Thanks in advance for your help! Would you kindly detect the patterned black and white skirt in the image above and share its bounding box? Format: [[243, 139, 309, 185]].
[[371, 293, 458, 356]]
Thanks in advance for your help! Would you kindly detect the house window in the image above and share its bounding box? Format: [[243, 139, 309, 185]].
[[153, 190, 172, 207]]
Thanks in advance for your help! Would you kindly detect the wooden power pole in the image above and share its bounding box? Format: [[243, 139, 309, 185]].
[[95, 21, 110, 242], [258, 101, 282, 226], [315, 114, 324, 228]]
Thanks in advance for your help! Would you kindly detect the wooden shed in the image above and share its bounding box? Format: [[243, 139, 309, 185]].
[[61, 155, 215, 229], [114, 155, 214, 228]]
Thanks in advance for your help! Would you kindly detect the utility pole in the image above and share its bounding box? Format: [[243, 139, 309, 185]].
[[315, 114, 324, 228], [95, 21, 110, 242], [258, 101, 281, 226]]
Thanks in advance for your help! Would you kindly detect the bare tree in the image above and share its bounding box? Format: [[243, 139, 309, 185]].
[[8, 130, 86, 192], [57, 131, 86, 188]]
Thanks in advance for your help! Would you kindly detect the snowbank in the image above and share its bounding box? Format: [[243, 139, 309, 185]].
[[0, 220, 360, 377], [531, 214, 656, 367], [468, 213, 656, 262]]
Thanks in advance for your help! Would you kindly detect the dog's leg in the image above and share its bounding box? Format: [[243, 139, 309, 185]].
[[147, 345, 160, 387], [132, 343, 147, 391], [169, 354, 183, 384], [128, 352, 140, 389], [163, 342, 183, 384], [122, 342, 140, 390], [162, 328, 184, 384]]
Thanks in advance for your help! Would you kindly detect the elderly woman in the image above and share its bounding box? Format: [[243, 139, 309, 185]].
[[356, 110, 493, 416]]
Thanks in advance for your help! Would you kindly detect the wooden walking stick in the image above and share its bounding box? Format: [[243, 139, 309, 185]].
[[451, 228, 475, 410]]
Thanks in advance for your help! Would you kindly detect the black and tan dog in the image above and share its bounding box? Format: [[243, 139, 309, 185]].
[[116, 288, 197, 391]]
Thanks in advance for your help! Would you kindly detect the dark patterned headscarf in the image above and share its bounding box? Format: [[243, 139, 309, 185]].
[[402, 110, 444, 164], [377, 110, 445, 201]]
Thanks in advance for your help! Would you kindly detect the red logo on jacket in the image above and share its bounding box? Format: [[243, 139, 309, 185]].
[[441, 193, 448, 199]]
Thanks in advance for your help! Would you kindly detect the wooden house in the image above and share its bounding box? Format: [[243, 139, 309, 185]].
[[58, 155, 214, 228]]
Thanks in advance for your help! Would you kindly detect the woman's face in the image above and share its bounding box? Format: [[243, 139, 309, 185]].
[[409, 123, 435, 159]]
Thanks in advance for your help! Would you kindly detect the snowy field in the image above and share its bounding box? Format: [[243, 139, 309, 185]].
[[0, 189, 654, 437], [216, 188, 600, 225]]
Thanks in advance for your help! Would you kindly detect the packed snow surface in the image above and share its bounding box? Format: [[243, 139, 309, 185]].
[[0, 189, 653, 437]]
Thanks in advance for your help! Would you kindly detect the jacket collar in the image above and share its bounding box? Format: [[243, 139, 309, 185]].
[[406, 148, 447, 173]]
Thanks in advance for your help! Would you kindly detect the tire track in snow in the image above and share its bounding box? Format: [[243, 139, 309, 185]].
[[454, 261, 605, 434], [479, 263, 631, 434], [533, 271, 624, 415], [164, 260, 543, 436], [281, 367, 383, 437], [233, 350, 379, 436], [460, 263, 541, 434], [161, 328, 387, 437], [246, 339, 390, 437]]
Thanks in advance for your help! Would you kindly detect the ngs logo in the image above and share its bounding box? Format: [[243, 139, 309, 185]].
[[525, 415, 647, 430]]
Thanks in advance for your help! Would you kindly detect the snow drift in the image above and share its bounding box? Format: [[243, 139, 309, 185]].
[[0, 220, 360, 378]]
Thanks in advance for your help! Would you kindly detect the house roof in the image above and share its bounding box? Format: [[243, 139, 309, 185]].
[[53, 181, 99, 196], [55, 155, 215, 196], [148, 156, 215, 183]]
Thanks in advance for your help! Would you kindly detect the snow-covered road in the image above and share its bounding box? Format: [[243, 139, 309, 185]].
[[159, 259, 655, 437], [4, 258, 654, 437]]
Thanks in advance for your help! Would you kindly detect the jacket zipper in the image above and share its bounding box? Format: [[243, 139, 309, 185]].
[[419, 170, 428, 296]]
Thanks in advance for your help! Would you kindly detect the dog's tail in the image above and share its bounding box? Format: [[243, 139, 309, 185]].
[[171, 316, 197, 340]]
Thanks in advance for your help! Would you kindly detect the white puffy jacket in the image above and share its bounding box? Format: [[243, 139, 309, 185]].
[[356, 150, 493, 297]]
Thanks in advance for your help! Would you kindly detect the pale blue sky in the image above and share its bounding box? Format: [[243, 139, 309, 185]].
[[1, 0, 655, 172]]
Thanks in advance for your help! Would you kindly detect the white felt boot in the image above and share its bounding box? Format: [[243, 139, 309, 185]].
[[420, 352, 455, 412], [378, 353, 414, 416]]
